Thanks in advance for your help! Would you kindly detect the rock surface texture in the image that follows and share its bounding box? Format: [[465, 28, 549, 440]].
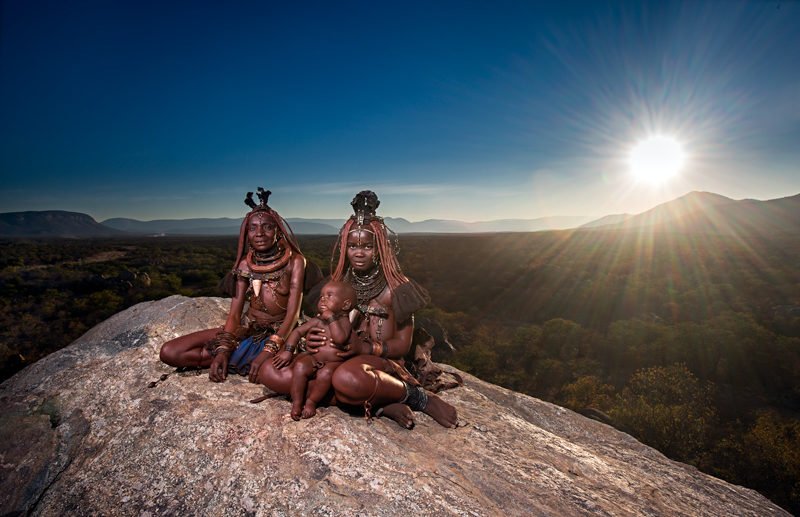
[[0, 296, 789, 516]]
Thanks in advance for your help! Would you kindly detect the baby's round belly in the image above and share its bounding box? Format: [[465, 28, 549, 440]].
[[311, 345, 344, 363]]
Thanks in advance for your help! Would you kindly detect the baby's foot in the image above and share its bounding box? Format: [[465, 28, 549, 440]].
[[301, 401, 318, 419], [290, 401, 303, 421]]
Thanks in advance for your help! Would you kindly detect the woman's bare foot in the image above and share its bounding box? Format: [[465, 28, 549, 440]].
[[423, 393, 458, 428], [379, 402, 415, 429]]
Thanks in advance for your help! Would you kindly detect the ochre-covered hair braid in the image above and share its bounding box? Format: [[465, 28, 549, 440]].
[[330, 218, 354, 282], [370, 218, 408, 289]]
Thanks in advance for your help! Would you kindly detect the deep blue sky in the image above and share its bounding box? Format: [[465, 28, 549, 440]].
[[2, 0, 798, 221]]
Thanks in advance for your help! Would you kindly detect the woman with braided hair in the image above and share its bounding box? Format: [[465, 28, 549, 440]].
[[256, 191, 458, 428], [159, 188, 306, 382]]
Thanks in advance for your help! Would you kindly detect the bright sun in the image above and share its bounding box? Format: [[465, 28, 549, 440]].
[[629, 135, 686, 184]]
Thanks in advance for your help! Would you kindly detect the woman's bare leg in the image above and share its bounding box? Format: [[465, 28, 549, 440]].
[[159, 328, 218, 368], [255, 360, 293, 395], [331, 356, 458, 429]]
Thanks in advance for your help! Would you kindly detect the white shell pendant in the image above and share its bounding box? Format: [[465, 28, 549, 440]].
[[251, 279, 262, 297]]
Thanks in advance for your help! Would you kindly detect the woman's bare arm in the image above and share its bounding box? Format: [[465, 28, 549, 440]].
[[275, 254, 305, 339]]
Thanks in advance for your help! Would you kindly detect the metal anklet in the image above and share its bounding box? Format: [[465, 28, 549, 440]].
[[403, 382, 428, 412]]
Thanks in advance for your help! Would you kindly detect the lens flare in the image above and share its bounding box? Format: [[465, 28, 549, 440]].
[[629, 136, 686, 184]]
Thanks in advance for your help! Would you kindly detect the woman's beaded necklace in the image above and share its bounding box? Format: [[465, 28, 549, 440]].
[[238, 240, 292, 306], [347, 266, 387, 310]]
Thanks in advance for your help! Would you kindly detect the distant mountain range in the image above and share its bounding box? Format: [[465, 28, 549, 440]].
[[2, 191, 798, 238], [0, 211, 125, 238], [580, 191, 800, 235], [100, 214, 593, 236]]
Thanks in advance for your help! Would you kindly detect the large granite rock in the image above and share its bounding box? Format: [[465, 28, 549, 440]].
[[0, 296, 788, 516]]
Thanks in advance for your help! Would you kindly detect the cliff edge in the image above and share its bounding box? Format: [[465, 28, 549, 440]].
[[0, 296, 788, 516]]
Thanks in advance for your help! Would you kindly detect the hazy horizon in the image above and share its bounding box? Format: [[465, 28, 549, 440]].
[[3, 190, 797, 227], [2, 1, 799, 221]]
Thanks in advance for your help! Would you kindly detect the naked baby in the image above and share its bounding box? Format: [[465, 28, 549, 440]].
[[272, 280, 358, 420]]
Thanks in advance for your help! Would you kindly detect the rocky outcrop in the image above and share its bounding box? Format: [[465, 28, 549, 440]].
[[0, 296, 789, 516]]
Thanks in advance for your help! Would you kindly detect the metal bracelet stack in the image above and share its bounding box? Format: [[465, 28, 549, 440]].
[[211, 331, 238, 356], [265, 334, 285, 355]]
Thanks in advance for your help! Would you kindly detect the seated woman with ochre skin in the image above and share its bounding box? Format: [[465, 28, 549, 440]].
[[257, 191, 458, 429], [159, 188, 306, 382]]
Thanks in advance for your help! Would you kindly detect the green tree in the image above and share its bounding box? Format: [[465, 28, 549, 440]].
[[559, 375, 615, 412], [712, 411, 800, 514], [540, 318, 585, 361], [611, 363, 716, 463]]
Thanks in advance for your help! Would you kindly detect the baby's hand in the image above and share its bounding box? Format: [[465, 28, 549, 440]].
[[272, 350, 293, 369]]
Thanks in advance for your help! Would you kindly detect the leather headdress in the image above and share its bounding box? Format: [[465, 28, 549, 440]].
[[351, 190, 380, 226]]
